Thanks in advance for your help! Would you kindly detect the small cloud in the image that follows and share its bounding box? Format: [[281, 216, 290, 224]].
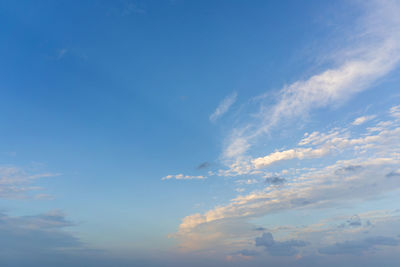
[[335, 165, 363, 175], [347, 215, 362, 227], [56, 48, 68, 60], [265, 176, 286, 185], [161, 174, 206, 181], [254, 227, 267, 231], [209, 92, 237, 123], [233, 249, 259, 257], [389, 105, 400, 119], [319, 236, 400, 255], [386, 170, 400, 178], [122, 1, 146, 15], [255, 232, 307, 256], [352, 115, 376, 126], [197, 162, 210, 170]]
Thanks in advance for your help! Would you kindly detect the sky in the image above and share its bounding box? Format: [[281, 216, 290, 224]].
[[1, 0, 400, 266]]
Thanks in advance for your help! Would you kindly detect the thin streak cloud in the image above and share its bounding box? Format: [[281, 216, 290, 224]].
[[209, 92, 237, 123]]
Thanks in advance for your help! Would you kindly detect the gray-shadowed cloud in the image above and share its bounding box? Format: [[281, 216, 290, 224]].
[[197, 162, 211, 170], [386, 170, 400, 178], [255, 232, 307, 256], [335, 165, 363, 175], [265, 176, 286, 185], [319, 236, 400, 255], [347, 215, 362, 227], [0, 211, 81, 252]]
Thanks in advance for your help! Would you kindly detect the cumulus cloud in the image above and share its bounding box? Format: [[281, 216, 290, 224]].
[[209, 92, 237, 123], [161, 174, 206, 180]]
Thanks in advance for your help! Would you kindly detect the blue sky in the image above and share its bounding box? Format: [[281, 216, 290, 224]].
[[1, 0, 400, 266]]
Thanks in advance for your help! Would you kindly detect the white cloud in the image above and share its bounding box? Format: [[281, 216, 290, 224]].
[[161, 174, 206, 180], [210, 92, 237, 122], [252, 147, 330, 169], [352, 115, 376, 125]]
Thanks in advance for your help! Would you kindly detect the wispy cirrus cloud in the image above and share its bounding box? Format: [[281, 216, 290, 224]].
[[223, 0, 400, 160], [0, 166, 60, 199], [209, 92, 237, 123]]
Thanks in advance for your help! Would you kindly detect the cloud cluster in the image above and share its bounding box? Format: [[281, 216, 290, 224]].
[[175, 106, 400, 252]]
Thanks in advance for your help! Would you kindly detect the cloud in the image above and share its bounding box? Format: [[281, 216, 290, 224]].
[[347, 215, 362, 227], [264, 176, 286, 185], [335, 165, 363, 175], [252, 147, 330, 169], [233, 249, 259, 256], [386, 170, 400, 178], [0, 211, 81, 257], [390, 105, 400, 119], [197, 162, 211, 170], [174, 108, 400, 250], [223, 0, 400, 159], [221, 106, 400, 176], [209, 92, 237, 122], [161, 174, 206, 180], [319, 236, 400, 255], [0, 166, 59, 199], [352, 115, 377, 125], [255, 232, 307, 256]]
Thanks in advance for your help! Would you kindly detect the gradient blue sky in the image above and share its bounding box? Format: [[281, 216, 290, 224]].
[[1, 0, 400, 266]]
